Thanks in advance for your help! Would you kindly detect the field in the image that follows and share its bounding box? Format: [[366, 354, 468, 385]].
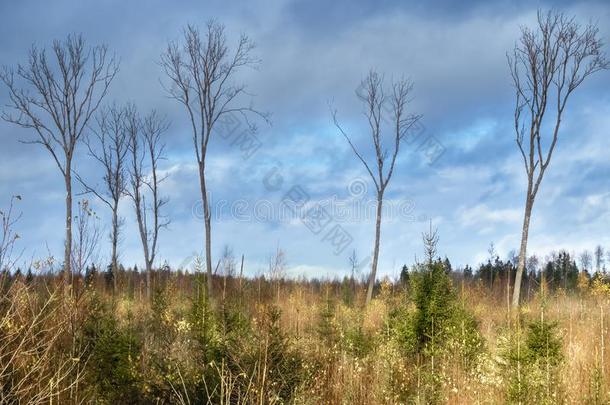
[[2, 258, 609, 404]]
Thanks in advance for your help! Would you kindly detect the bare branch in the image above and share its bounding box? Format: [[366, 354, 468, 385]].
[[333, 69, 420, 306], [0, 34, 118, 281], [160, 21, 267, 293], [510, 9, 608, 307], [126, 106, 170, 300]]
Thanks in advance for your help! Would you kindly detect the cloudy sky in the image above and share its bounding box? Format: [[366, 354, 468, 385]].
[[0, 0, 609, 279]]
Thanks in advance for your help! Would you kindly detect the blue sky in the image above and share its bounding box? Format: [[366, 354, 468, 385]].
[[0, 0, 609, 279]]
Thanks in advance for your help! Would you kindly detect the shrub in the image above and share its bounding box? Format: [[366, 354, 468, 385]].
[[0, 284, 86, 403], [189, 274, 223, 401], [389, 256, 483, 403], [391, 260, 483, 364], [257, 305, 305, 403], [499, 316, 563, 404], [317, 295, 339, 348], [84, 308, 143, 403], [342, 321, 374, 358]]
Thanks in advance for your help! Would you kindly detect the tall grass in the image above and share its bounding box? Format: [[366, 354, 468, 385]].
[[0, 265, 609, 404]]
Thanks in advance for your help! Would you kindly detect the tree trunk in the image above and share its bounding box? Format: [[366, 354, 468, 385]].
[[199, 161, 213, 298], [146, 259, 152, 301], [239, 254, 244, 297], [134, 193, 151, 301], [366, 192, 383, 305], [141, 231, 151, 300], [111, 203, 119, 293], [512, 191, 534, 307], [64, 170, 73, 288]]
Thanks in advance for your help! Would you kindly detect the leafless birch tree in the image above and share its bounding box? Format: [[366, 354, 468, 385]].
[[161, 21, 268, 297], [0, 195, 22, 273], [77, 105, 129, 292], [125, 107, 169, 300], [579, 250, 593, 273], [509, 10, 608, 306], [594, 245, 604, 273], [0, 35, 118, 285], [71, 199, 101, 278], [333, 70, 421, 306], [268, 246, 286, 302]]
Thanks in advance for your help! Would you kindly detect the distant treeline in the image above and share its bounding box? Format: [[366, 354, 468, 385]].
[[3, 249, 605, 304]]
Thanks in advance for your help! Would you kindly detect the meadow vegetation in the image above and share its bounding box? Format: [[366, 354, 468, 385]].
[[2, 234, 610, 404]]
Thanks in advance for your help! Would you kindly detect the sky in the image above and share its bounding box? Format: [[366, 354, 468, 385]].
[[0, 0, 609, 280]]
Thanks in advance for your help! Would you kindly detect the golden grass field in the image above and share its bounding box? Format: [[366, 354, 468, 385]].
[[1, 269, 609, 404]]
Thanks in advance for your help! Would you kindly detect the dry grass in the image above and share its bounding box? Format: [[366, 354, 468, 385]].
[[0, 272, 609, 404]]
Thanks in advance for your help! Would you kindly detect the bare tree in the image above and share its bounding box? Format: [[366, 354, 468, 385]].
[[508, 10, 608, 306], [594, 245, 604, 273], [125, 107, 169, 300], [0, 195, 22, 272], [77, 104, 129, 292], [221, 245, 236, 278], [508, 249, 519, 267], [579, 250, 592, 273], [333, 70, 421, 305], [161, 21, 268, 297], [348, 249, 359, 295], [268, 246, 286, 301], [526, 254, 540, 301], [0, 35, 118, 285], [220, 245, 236, 301], [71, 199, 101, 278]]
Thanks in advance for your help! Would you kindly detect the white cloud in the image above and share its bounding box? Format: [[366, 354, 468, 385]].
[[458, 203, 522, 228]]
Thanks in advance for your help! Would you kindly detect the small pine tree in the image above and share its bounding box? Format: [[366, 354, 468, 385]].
[[104, 263, 114, 291], [25, 268, 33, 284], [258, 305, 304, 403], [85, 264, 97, 287], [317, 292, 338, 348], [84, 307, 142, 402], [340, 276, 354, 306], [390, 226, 483, 403], [500, 316, 563, 404], [399, 265, 410, 288], [463, 264, 473, 279], [190, 271, 220, 365]]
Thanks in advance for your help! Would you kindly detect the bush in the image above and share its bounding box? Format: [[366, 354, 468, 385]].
[[342, 321, 373, 358], [188, 274, 224, 401], [391, 260, 483, 364], [317, 295, 339, 348], [499, 316, 563, 404], [389, 258, 483, 403], [0, 284, 86, 403], [258, 305, 305, 403], [84, 308, 143, 403]]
